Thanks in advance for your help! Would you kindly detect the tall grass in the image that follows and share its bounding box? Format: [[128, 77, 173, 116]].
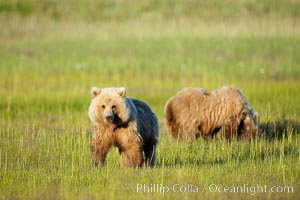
[[1, 120, 299, 199], [1, 1, 299, 199]]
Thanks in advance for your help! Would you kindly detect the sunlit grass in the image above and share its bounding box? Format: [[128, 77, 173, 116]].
[[1, 118, 299, 199], [0, 1, 299, 199]]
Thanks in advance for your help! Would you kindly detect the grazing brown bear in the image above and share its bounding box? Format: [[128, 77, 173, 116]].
[[88, 87, 159, 168], [164, 85, 258, 142]]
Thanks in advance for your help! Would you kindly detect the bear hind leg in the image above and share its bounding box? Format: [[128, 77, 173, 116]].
[[144, 144, 157, 167]]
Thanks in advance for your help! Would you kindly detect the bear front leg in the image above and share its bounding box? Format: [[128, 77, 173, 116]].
[[224, 124, 238, 141], [120, 148, 143, 168], [90, 137, 111, 167], [119, 139, 143, 168]]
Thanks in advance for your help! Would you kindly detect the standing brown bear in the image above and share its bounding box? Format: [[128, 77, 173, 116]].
[[164, 85, 258, 142], [88, 87, 159, 168]]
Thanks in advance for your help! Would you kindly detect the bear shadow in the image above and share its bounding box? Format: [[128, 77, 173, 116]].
[[259, 119, 300, 140], [155, 157, 227, 168]]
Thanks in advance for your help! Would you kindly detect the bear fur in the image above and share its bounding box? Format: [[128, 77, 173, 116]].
[[164, 85, 258, 142], [88, 87, 159, 168]]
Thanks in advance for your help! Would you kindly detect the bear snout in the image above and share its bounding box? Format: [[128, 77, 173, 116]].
[[105, 114, 114, 122]]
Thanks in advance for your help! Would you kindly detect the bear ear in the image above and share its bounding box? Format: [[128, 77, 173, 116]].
[[91, 87, 101, 98], [253, 112, 259, 121], [117, 87, 126, 98]]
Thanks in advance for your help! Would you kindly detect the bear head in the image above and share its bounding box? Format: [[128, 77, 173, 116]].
[[88, 87, 131, 126], [240, 112, 259, 139]]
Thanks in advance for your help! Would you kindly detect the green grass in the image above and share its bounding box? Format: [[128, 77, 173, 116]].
[[1, 1, 300, 199]]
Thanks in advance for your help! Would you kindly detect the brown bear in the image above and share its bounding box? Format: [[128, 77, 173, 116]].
[[164, 85, 258, 142], [88, 87, 159, 168]]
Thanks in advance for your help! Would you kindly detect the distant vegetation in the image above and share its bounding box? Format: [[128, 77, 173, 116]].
[[0, 0, 299, 20], [0, 1, 299, 199]]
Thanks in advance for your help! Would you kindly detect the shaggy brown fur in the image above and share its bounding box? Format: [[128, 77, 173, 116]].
[[88, 87, 159, 168], [164, 85, 258, 142]]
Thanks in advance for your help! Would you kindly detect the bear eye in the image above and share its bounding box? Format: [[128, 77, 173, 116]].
[[112, 105, 116, 110], [101, 105, 106, 109]]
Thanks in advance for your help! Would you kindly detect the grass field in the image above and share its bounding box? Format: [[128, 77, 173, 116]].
[[0, 1, 300, 199]]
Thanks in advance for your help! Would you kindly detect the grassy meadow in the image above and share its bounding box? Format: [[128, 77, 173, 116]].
[[0, 0, 300, 199]]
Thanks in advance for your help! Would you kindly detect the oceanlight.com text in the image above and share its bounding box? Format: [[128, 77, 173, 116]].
[[208, 183, 294, 195]]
